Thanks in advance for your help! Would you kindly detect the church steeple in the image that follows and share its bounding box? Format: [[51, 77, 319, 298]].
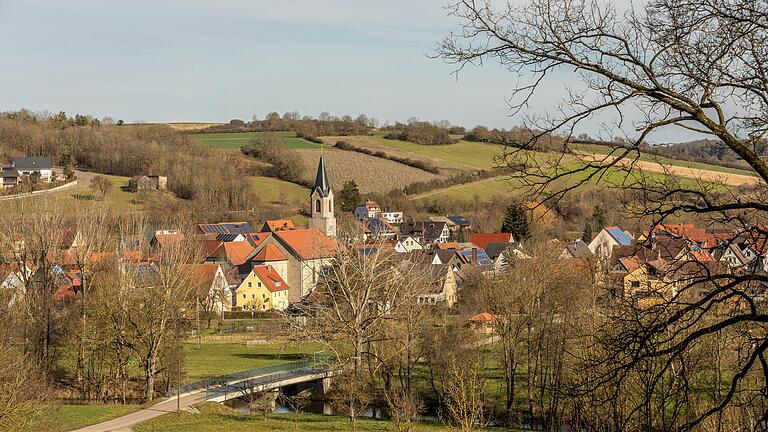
[[311, 155, 331, 198], [308, 156, 336, 237]]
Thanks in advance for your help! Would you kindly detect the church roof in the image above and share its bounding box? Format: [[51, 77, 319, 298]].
[[311, 155, 332, 198]]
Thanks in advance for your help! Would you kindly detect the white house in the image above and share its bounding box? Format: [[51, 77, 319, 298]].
[[393, 235, 423, 253], [354, 200, 381, 220], [380, 211, 404, 224], [12, 157, 53, 183], [588, 226, 634, 260]]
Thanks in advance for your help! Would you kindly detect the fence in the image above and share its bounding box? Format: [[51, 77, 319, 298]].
[[169, 351, 333, 397], [203, 362, 326, 401]]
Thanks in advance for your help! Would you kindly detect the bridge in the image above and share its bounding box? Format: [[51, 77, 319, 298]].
[[74, 358, 338, 432]]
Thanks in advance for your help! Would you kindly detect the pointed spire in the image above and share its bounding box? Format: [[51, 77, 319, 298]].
[[311, 155, 331, 197]]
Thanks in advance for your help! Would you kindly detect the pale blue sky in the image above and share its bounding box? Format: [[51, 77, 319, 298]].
[[0, 0, 697, 141]]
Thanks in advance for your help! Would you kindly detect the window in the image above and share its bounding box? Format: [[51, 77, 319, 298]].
[[316, 199, 321, 213], [262, 294, 266, 299], [242, 294, 246, 299], [257, 282, 262, 287], [631, 281, 640, 288], [247, 282, 252, 288], [251, 294, 255, 299]]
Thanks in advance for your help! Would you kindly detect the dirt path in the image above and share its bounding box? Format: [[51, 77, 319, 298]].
[[578, 153, 760, 186]]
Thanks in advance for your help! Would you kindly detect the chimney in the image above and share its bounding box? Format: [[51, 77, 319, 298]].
[[472, 247, 478, 264]]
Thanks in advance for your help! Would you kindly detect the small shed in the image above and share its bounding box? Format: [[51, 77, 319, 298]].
[[128, 175, 167, 192], [468, 312, 497, 334]]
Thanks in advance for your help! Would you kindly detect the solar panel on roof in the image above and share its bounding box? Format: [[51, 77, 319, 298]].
[[607, 227, 633, 246], [458, 249, 492, 266]]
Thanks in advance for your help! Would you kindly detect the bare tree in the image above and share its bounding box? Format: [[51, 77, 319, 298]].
[[439, 0, 768, 429]]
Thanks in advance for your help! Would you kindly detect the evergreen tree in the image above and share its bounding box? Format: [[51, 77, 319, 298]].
[[339, 180, 361, 212], [591, 205, 607, 230], [581, 221, 593, 242], [501, 201, 530, 241]]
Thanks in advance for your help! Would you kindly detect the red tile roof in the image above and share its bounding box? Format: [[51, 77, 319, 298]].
[[262, 220, 295, 232], [469, 233, 514, 250], [202, 239, 223, 257], [274, 229, 338, 260], [469, 312, 496, 322], [221, 241, 255, 266], [186, 263, 220, 285], [252, 244, 288, 262], [253, 265, 289, 293], [154, 233, 184, 247]]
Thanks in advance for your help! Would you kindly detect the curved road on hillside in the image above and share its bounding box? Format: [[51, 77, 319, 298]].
[[0, 169, 95, 202]]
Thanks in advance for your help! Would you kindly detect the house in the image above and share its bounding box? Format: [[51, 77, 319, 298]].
[[205, 240, 255, 276], [234, 265, 290, 311], [417, 264, 458, 307], [188, 263, 232, 313], [197, 222, 254, 236], [468, 312, 496, 334], [308, 156, 337, 237], [215, 233, 246, 242], [150, 232, 184, 249], [484, 242, 529, 271], [558, 239, 592, 259], [380, 211, 404, 225], [469, 233, 515, 250], [260, 220, 295, 232], [588, 226, 634, 260], [247, 228, 338, 301], [12, 157, 53, 182], [128, 175, 167, 192], [1, 166, 19, 188], [447, 215, 472, 230], [359, 217, 398, 241], [354, 200, 381, 220], [0, 264, 31, 305], [401, 221, 450, 244], [393, 235, 422, 253], [713, 243, 752, 270]]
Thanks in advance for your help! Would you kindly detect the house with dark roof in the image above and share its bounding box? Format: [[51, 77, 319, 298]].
[[558, 239, 592, 259], [197, 222, 254, 236], [12, 156, 53, 182], [401, 221, 450, 244], [1, 166, 19, 188]]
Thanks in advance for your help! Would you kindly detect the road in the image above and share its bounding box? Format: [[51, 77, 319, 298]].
[[72, 392, 205, 432], [0, 169, 95, 201]]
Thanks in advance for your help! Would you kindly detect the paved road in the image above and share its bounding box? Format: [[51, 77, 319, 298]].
[[0, 169, 95, 201], [72, 392, 205, 432]]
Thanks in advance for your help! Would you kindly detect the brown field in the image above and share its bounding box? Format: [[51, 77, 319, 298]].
[[295, 148, 442, 193], [163, 122, 222, 131], [579, 153, 760, 186], [319, 135, 473, 175]]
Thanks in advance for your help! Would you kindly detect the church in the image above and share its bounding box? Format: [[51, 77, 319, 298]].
[[245, 156, 339, 301]]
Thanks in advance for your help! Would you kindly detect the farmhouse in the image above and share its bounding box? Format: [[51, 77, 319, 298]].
[[128, 175, 167, 192], [12, 156, 53, 182]]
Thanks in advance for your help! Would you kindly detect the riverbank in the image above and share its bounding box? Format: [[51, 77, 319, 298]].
[[134, 402, 521, 432]]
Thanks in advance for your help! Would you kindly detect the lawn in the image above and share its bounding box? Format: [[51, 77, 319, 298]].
[[135, 403, 522, 432], [190, 131, 321, 150], [183, 339, 323, 383], [45, 404, 141, 431], [0, 173, 178, 217], [252, 175, 309, 206], [369, 135, 503, 170]]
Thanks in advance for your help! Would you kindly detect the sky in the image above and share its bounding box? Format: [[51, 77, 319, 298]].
[[0, 0, 697, 141]]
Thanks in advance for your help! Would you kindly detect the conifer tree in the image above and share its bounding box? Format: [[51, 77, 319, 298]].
[[501, 201, 529, 241], [339, 180, 361, 212]]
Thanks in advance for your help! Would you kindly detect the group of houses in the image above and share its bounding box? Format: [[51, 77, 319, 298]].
[[1, 156, 54, 188], [4, 156, 765, 320]]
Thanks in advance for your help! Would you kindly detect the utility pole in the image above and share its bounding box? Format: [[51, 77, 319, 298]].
[[177, 356, 181, 413]]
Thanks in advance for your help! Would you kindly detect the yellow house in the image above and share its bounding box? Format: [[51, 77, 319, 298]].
[[235, 265, 290, 311]]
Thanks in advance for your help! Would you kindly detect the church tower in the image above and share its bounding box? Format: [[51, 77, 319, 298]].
[[308, 155, 336, 237]]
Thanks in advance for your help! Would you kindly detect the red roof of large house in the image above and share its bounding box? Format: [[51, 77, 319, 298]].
[[186, 263, 220, 285], [469, 312, 496, 322], [261, 220, 295, 232], [469, 233, 514, 250], [274, 229, 338, 260], [252, 265, 289, 292], [218, 241, 255, 266], [252, 244, 288, 262]]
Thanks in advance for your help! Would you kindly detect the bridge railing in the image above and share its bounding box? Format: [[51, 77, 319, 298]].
[[169, 360, 313, 397], [203, 363, 327, 401]]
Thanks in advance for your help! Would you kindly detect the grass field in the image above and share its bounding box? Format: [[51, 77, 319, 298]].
[[0, 173, 178, 217], [135, 403, 521, 432], [183, 338, 323, 383], [295, 148, 442, 193], [368, 135, 503, 170], [571, 143, 756, 177], [49, 405, 141, 431], [252, 175, 308, 206], [191, 131, 321, 150]]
